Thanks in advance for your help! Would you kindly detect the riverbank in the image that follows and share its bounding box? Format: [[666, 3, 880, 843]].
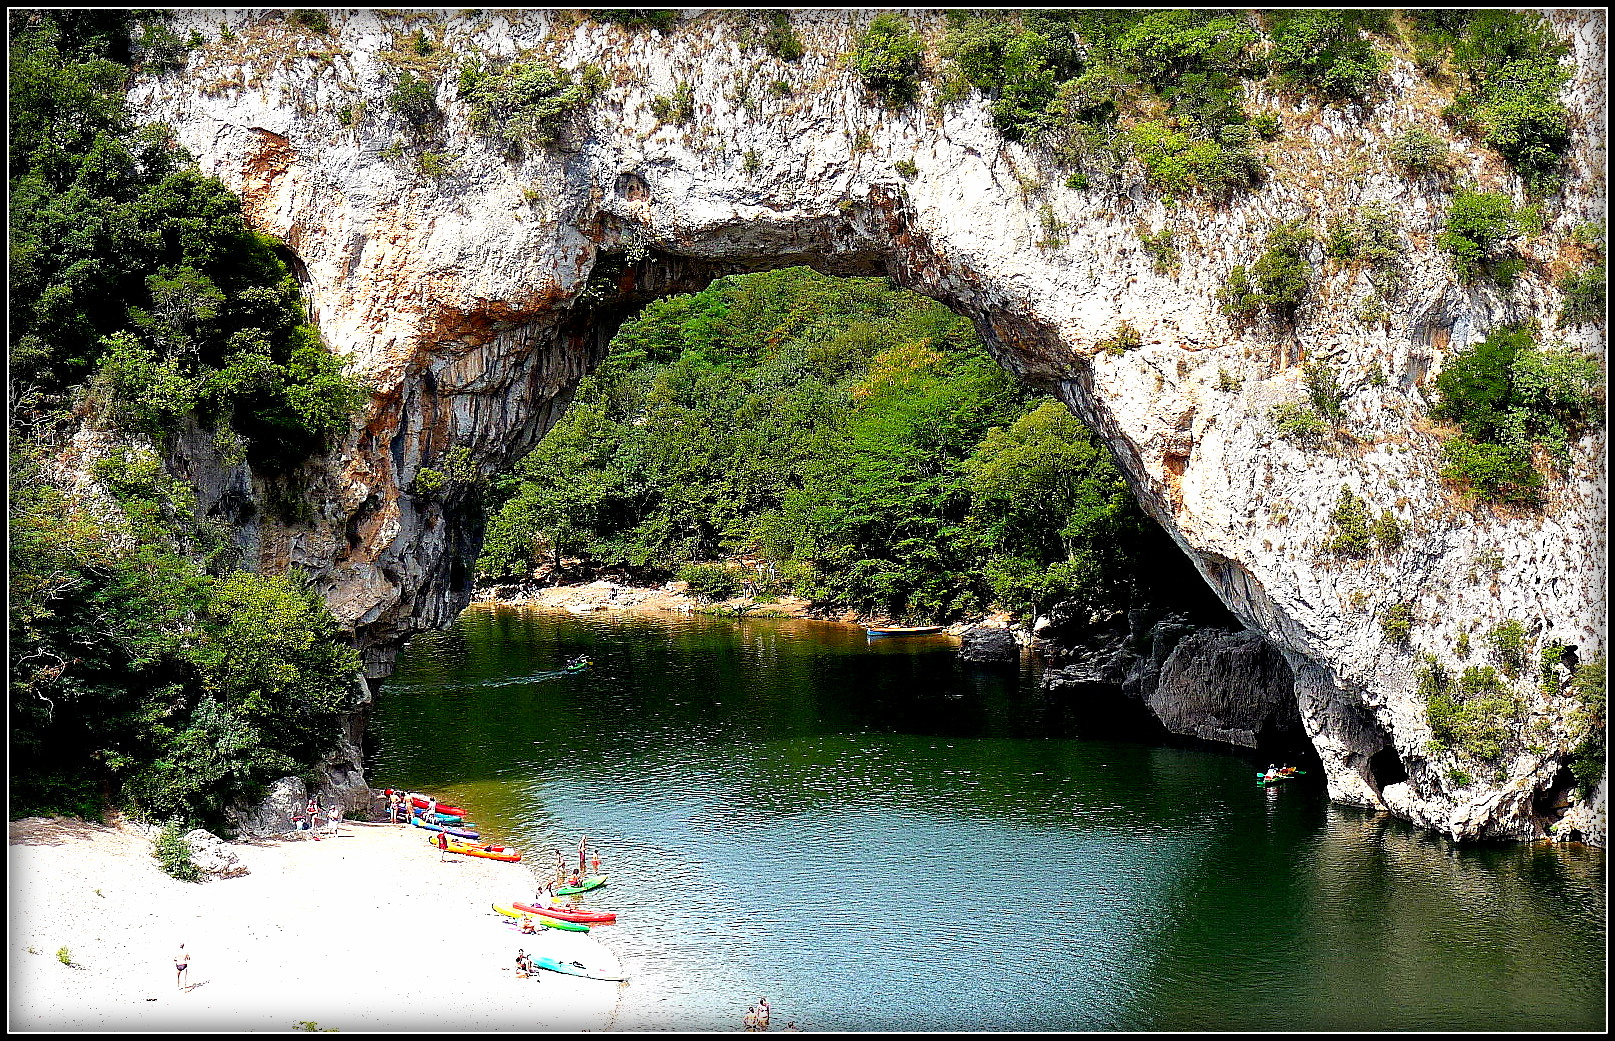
[[473, 576, 1008, 636], [8, 815, 623, 1031]]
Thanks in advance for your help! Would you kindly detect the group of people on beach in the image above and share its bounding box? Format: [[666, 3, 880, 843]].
[[293, 795, 342, 838]]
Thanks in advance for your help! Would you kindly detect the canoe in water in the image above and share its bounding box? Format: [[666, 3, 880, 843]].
[[1257, 768, 1306, 787], [514, 900, 616, 923], [866, 625, 945, 637], [552, 874, 608, 896], [491, 903, 590, 932], [533, 955, 628, 982]]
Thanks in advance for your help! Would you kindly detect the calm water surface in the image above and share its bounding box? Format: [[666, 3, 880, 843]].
[[369, 607, 1606, 1032]]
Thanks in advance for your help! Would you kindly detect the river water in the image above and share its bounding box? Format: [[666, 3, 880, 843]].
[[368, 606, 1606, 1032]]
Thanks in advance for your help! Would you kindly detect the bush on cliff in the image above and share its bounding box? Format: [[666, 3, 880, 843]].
[[457, 58, 605, 152], [1430, 325, 1603, 504], [852, 13, 926, 108]]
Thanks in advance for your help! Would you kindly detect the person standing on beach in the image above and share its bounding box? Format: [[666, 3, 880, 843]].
[[427, 796, 438, 821], [175, 944, 190, 990], [437, 830, 450, 861], [388, 790, 401, 823]]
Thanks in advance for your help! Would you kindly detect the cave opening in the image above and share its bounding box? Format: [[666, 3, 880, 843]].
[[1368, 745, 1409, 791]]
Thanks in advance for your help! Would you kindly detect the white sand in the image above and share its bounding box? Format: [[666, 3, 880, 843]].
[[8, 816, 627, 1032]]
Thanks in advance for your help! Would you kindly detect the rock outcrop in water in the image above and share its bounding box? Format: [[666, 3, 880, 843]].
[[124, 10, 1606, 845]]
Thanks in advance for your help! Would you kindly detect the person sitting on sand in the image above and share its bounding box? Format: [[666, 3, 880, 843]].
[[519, 915, 537, 935], [515, 949, 531, 977]]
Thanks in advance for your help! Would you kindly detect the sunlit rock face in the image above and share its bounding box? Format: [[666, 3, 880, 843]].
[[128, 10, 1605, 844]]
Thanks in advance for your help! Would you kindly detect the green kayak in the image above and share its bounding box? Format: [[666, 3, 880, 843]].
[[534, 954, 628, 982], [553, 873, 608, 896], [1257, 768, 1306, 787]]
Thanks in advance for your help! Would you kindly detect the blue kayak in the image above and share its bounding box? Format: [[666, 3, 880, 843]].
[[409, 816, 479, 840], [533, 955, 627, 981]]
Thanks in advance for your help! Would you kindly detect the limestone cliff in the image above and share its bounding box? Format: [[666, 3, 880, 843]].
[[126, 10, 1606, 844]]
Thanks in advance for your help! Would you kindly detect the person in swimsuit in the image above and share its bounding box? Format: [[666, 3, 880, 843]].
[[590, 849, 602, 874], [756, 997, 770, 1029], [175, 944, 190, 990]]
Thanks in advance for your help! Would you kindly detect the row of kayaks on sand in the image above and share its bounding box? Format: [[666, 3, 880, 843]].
[[386, 787, 628, 981]]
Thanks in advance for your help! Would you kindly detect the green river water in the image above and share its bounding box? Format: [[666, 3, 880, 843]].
[[368, 606, 1606, 1032]]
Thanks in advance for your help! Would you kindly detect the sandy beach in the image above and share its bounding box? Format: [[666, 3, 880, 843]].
[[8, 815, 626, 1032]]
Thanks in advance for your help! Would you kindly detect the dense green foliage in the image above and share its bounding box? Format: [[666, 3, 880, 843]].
[[10, 10, 364, 471], [852, 14, 926, 108], [1417, 10, 1573, 194], [1436, 189, 1524, 285], [479, 268, 1169, 623], [10, 11, 367, 829], [1430, 325, 1603, 504], [1263, 10, 1389, 101], [1425, 664, 1521, 763], [457, 58, 604, 153], [1219, 221, 1313, 325], [1567, 657, 1605, 798], [11, 446, 364, 829]]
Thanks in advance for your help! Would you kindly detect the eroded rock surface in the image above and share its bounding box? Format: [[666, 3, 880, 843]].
[[127, 10, 1606, 843]]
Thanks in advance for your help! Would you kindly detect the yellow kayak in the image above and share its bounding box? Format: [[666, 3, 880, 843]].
[[491, 903, 590, 933]]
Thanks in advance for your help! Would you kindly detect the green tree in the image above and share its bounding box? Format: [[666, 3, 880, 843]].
[[853, 13, 926, 107]]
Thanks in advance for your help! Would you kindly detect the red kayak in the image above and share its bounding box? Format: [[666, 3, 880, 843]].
[[513, 900, 617, 924], [385, 789, 468, 819]]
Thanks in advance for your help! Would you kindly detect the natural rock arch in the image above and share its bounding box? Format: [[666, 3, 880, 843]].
[[129, 9, 1606, 843]]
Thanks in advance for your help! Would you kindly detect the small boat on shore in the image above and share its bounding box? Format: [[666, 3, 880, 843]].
[[514, 900, 617, 923], [866, 625, 945, 637], [552, 874, 608, 896], [491, 903, 590, 932], [409, 816, 480, 840], [385, 790, 470, 818], [533, 954, 628, 982], [432, 836, 521, 862]]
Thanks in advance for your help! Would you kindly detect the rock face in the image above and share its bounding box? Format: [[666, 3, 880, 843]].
[[126, 10, 1606, 844], [1150, 630, 1302, 751], [959, 626, 1022, 664], [183, 829, 250, 878]]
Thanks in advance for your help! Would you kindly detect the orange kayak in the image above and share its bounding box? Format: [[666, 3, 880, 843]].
[[428, 836, 522, 862]]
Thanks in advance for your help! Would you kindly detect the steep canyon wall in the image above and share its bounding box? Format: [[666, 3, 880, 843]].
[[127, 10, 1606, 843]]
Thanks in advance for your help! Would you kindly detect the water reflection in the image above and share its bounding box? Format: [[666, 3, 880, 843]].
[[372, 607, 1606, 1032]]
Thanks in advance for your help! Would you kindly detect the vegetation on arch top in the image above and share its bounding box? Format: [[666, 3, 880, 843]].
[[857, 9, 1578, 198]]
